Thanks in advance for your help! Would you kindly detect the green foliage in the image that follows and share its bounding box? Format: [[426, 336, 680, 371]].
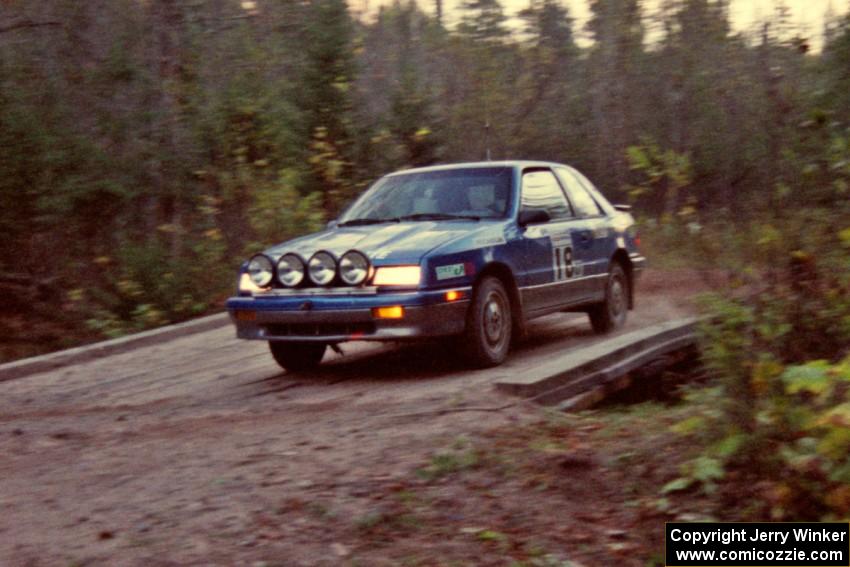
[[458, 0, 510, 43], [477, 529, 508, 542], [667, 188, 850, 519], [299, 0, 357, 216], [246, 170, 324, 249], [651, 96, 850, 518], [673, 356, 850, 520], [416, 449, 480, 481], [0, 0, 333, 352], [78, 238, 224, 337], [626, 140, 693, 220]]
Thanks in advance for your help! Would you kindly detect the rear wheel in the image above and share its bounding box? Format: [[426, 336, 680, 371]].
[[269, 341, 326, 372], [589, 263, 628, 334], [461, 276, 512, 367]]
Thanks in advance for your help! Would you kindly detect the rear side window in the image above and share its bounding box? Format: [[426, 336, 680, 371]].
[[555, 168, 603, 217], [521, 170, 574, 221]]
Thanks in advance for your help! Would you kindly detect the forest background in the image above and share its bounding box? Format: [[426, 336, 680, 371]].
[[1, 0, 849, 361]]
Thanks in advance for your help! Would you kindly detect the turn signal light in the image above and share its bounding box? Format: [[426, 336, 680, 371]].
[[235, 310, 257, 322], [372, 306, 404, 319], [445, 290, 465, 302]]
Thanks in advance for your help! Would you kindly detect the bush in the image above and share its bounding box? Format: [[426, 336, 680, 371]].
[[667, 217, 850, 520]]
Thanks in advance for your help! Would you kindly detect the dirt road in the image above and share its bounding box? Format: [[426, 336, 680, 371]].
[[0, 273, 698, 566]]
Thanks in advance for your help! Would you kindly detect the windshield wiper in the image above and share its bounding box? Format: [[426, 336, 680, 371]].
[[397, 213, 481, 222], [338, 217, 400, 227]]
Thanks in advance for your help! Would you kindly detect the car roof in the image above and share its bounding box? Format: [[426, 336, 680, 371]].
[[385, 161, 570, 176]]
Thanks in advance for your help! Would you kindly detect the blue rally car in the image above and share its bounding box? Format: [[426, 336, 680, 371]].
[[226, 161, 645, 370]]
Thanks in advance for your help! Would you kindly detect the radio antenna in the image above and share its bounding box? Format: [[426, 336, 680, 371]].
[[484, 96, 491, 161], [485, 118, 491, 161]]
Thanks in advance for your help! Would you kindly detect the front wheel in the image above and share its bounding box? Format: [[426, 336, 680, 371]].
[[589, 263, 628, 334], [461, 276, 512, 368], [269, 341, 326, 372]]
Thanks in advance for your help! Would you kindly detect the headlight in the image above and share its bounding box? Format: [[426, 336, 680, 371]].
[[339, 250, 370, 285], [247, 254, 274, 287], [308, 251, 337, 285], [277, 253, 305, 287], [372, 266, 421, 286]]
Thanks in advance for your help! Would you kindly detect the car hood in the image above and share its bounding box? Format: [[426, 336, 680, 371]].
[[265, 221, 494, 264]]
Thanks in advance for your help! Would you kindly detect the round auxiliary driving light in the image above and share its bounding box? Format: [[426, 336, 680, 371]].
[[276, 253, 305, 287], [339, 250, 369, 285], [247, 254, 274, 288], [308, 251, 336, 286]]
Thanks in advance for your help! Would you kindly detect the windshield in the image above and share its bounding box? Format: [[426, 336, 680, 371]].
[[339, 167, 513, 225]]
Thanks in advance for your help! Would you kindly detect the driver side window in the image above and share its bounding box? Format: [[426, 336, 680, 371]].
[[520, 170, 574, 221]]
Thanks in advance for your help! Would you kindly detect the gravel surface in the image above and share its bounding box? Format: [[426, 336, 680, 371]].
[[0, 271, 699, 566]]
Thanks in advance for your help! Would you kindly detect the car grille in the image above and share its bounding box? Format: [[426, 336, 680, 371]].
[[263, 322, 376, 337]]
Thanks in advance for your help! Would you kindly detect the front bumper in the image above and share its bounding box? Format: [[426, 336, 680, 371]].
[[629, 252, 647, 309], [630, 252, 647, 277], [226, 288, 470, 342]]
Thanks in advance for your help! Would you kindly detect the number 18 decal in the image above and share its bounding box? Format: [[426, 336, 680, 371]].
[[553, 245, 574, 281]]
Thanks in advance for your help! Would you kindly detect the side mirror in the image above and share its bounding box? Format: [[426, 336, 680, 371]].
[[518, 209, 551, 227], [327, 219, 339, 229]]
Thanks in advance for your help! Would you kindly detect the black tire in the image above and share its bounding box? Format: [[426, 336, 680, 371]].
[[268, 341, 326, 372], [461, 276, 512, 368], [589, 263, 629, 334]]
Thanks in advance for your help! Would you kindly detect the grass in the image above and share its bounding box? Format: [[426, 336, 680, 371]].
[[414, 449, 480, 481], [354, 509, 421, 534], [343, 390, 712, 565], [264, 380, 716, 566]]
